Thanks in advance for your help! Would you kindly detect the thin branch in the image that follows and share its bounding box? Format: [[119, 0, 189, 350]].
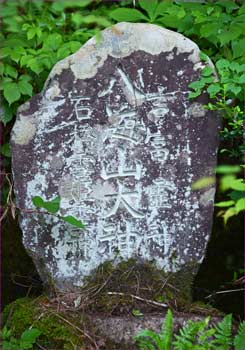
[[55, 313, 100, 350], [205, 288, 244, 299], [107, 291, 168, 308]]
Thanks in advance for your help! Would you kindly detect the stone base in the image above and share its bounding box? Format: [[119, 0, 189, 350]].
[[90, 312, 224, 347]]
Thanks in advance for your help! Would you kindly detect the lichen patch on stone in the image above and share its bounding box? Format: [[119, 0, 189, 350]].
[[12, 116, 36, 145]]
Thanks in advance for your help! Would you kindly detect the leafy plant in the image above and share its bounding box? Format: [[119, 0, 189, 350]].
[[188, 57, 244, 160], [1, 326, 41, 350], [135, 309, 245, 350], [215, 165, 244, 224], [32, 196, 85, 229], [135, 309, 173, 350]]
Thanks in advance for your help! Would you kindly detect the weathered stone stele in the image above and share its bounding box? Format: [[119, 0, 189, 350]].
[[11, 23, 220, 291]]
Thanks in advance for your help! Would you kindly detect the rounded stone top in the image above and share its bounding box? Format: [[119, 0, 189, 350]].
[[46, 22, 213, 82]]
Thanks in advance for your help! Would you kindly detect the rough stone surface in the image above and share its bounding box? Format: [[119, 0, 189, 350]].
[[91, 313, 224, 346], [11, 23, 220, 291]]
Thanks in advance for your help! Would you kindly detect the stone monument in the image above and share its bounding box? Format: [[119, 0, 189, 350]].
[[11, 23, 220, 291]]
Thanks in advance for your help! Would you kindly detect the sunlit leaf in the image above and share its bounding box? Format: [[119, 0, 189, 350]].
[[61, 215, 85, 229], [32, 196, 60, 213], [3, 82, 21, 104], [109, 8, 148, 22], [216, 165, 241, 174], [139, 0, 158, 21], [192, 176, 215, 190], [215, 200, 235, 207], [235, 198, 245, 213]]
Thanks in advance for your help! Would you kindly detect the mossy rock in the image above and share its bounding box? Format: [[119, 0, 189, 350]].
[[2, 260, 221, 350], [2, 297, 85, 350]]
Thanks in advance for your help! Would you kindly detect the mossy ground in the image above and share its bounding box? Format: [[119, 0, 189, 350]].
[[2, 260, 222, 350]]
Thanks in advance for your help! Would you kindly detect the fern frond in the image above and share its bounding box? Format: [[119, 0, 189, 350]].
[[173, 319, 208, 350], [160, 309, 173, 350], [213, 314, 232, 350], [234, 321, 245, 350], [134, 329, 161, 350]]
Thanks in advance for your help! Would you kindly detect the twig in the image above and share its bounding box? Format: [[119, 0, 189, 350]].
[[42, 306, 100, 350], [205, 288, 244, 299], [36, 344, 48, 350], [56, 313, 100, 350], [107, 292, 168, 308]]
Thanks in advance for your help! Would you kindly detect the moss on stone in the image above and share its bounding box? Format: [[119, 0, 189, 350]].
[[2, 260, 222, 349], [2, 297, 84, 350], [79, 258, 199, 315]]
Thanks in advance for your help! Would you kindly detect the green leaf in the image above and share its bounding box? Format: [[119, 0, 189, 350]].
[[32, 196, 60, 214], [230, 179, 245, 192], [228, 190, 244, 202], [1, 340, 20, 350], [220, 175, 236, 191], [161, 309, 173, 350], [70, 41, 81, 53], [139, 0, 158, 21], [135, 328, 162, 348], [188, 80, 206, 90], [0, 62, 4, 75], [27, 28, 37, 40], [235, 198, 245, 213], [200, 22, 220, 39], [201, 67, 213, 77], [1, 143, 11, 157], [156, 14, 179, 29], [57, 45, 71, 60], [227, 84, 241, 96], [109, 8, 148, 22], [215, 200, 235, 208], [216, 165, 241, 174], [238, 74, 245, 84], [154, 2, 172, 18], [43, 34, 63, 51], [232, 39, 244, 59], [234, 322, 245, 350], [0, 103, 14, 125], [207, 84, 221, 97], [51, 0, 92, 12], [72, 14, 111, 27], [192, 176, 215, 190], [3, 82, 21, 105], [200, 51, 209, 62], [18, 80, 33, 96], [201, 76, 214, 84], [218, 27, 243, 46], [132, 308, 144, 317], [10, 46, 26, 63], [4, 65, 18, 79], [27, 58, 43, 74], [20, 328, 41, 344], [0, 47, 12, 59], [188, 90, 201, 99], [216, 59, 230, 71], [61, 215, 86, 229]]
